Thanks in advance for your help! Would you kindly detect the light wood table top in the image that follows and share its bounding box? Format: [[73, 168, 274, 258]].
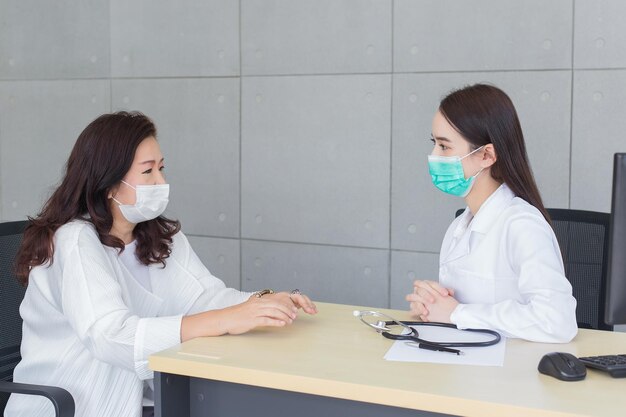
[[150, 302, 626, 417]]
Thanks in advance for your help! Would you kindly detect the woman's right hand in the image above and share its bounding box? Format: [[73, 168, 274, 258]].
[[222, 292, 299, 335], [181, 292, 300, 341]]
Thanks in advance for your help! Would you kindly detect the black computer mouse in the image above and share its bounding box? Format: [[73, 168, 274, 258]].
[[538, 352, 587, 381]]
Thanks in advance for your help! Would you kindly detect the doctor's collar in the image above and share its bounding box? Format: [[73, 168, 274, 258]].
[[468, 183, 515, 235], [452, 209, 473, 239]]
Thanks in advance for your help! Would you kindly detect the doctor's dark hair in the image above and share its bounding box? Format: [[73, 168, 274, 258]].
[[439, 84, 550, 223], [15, 111, 181, 284]]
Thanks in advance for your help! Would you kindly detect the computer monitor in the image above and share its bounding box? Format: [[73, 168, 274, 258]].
[[605, 153, 626, 325]]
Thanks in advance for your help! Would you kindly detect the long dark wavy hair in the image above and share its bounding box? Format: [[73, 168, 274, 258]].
[[439, 83, 551, 223], [15, 111, 181, 284]]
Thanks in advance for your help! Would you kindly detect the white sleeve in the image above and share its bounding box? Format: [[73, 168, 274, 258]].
[[60, 226, 182, 380], [450, 216, 578, 343], [175, 233, 254, 315]]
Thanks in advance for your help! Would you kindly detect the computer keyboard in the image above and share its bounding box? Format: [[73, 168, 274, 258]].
[[578, 354, 626, 378]]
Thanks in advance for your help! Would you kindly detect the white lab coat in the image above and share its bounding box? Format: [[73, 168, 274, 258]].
[[5, 220, 252, 417], [441, 184, 578, 343]]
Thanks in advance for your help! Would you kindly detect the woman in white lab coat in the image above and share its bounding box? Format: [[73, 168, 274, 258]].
[[6, 112, 317, 417], [406, 84, 578, 343]]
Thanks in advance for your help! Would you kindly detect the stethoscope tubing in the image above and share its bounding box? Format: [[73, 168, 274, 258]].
[[379, 320, 501, 348]]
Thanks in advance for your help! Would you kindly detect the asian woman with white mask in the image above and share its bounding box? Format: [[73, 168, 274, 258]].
[[406, 84, 577, 343], [6, 112, 317, 417]]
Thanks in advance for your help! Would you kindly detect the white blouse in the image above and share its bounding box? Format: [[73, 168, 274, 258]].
[[118, 240, 151, 292], [441, 184, 578, 343], [5, 220, 253, 417]]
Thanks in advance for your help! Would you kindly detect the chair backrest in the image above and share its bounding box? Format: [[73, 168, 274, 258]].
[[454, 208, 612, 331], [547, 209, 612, 331], [0, 220, 29, 411]]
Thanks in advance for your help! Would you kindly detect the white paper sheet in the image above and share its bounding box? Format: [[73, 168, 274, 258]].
[[383, 325, 506, 366]]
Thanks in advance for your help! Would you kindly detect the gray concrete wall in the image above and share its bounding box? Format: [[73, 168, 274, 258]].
[[1, 1, 624, 315]]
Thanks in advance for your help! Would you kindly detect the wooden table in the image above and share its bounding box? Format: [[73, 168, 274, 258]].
[[150, 302, 626, 417]]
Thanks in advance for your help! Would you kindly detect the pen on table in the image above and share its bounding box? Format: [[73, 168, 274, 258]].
[[410, 342, 463, 355]]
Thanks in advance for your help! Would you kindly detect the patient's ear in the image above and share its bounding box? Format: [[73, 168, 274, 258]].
[[107, 185, 119, 200], [481, 144, 497, 168]]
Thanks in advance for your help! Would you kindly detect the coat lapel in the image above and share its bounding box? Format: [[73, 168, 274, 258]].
[[441, 184, 516, 264], [441, 209, 473, 264]]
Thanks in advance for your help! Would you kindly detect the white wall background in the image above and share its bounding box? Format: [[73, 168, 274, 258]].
[[1, 0, 625, 312]]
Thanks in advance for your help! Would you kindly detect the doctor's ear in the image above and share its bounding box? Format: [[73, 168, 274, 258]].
[[480, 144, 497, 168]]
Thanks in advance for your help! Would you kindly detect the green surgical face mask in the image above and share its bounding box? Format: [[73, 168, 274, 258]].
[[427, 146, 484, 197]]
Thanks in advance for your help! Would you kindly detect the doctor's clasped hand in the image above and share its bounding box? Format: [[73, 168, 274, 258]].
[[407, 280, 458, 323]]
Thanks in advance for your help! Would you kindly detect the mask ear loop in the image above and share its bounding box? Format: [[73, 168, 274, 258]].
[[120, 180, 136, 190], [459, 144, 485, 160], [459, 145, 486, 180], [111, 180, 136, 206], [470, 167, 485, 180]]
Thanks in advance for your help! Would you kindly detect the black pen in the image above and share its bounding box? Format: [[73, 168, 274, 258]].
[[418, 343, 463, 355]]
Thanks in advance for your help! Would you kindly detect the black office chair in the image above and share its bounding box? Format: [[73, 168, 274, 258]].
[[454, 208, 612, 331], [0, 220, 75, 417], [547, 209, 612, 331]]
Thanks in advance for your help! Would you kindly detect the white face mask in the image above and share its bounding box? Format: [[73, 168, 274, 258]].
[[112, 180, 170, 224]]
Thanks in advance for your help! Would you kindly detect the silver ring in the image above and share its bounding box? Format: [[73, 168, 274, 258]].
[[290, 289, 301, 295]]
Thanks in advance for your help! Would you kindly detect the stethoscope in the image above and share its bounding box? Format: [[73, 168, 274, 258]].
[[354, 310, 501, 355]]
